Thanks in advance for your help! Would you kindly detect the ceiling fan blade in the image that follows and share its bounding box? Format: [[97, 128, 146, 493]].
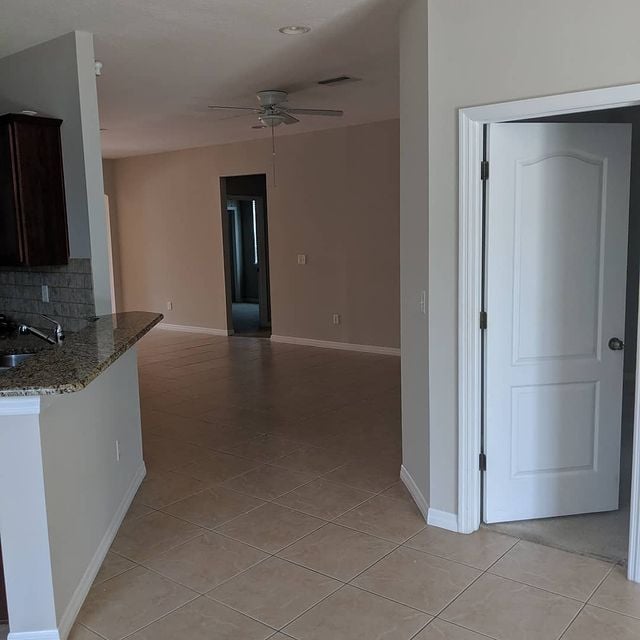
[[207, 105, 260, 112], [280, 112, 300, 125], [215, 112, 256, 122], [286, 108, 344, 117]]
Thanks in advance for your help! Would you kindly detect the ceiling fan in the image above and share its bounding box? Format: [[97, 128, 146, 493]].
[[208, 90, 344, 129]]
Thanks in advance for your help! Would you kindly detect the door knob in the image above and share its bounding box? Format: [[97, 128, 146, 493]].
[[608, 337, 624, 351]]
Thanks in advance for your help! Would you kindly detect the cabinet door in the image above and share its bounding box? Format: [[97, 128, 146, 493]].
[[13, 119, 69, 265], [0, 122, 23, 265]]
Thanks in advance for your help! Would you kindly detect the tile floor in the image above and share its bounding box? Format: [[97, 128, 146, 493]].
[[67, 330, 640, 640]]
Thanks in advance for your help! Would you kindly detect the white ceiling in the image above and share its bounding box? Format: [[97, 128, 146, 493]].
[[0, 0, 402, 158]]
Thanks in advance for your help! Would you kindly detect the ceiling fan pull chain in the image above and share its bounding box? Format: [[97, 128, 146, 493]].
[[271, 124, 277, 187]]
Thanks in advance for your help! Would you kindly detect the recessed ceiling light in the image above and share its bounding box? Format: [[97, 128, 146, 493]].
[[278, 25, 311, 35]]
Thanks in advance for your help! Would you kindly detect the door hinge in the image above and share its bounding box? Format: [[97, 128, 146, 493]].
[[481, 160, 489, 181], [479, 310, 487, 330], [479, 452, 487, 471]]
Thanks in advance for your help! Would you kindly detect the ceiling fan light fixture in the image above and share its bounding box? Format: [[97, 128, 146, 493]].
[[278, 25, 311, 35], [260, 113, 285, 127]]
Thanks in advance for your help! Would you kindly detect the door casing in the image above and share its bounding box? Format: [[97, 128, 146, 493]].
[[457, 82, 640, 582]]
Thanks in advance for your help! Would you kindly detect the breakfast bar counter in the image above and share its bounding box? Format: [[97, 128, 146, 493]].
[[0, 311, 161, 640]]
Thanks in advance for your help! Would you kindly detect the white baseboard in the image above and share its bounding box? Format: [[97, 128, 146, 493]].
[[270, 335, 401, 356], [400, 465, 428, 520], [8, 631, 61, 640], [156, 323, 231, 336], [427, 508, 460, 533], [55, 463, 146, 640]]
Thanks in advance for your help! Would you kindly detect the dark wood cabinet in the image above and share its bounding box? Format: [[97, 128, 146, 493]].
[[0, 113, 69, 266]]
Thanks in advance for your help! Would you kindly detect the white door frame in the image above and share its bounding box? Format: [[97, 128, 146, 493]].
[[458, 82, 640, 582]]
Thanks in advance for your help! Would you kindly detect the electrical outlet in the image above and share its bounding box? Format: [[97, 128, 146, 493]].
[[297, 254, 307, 265], [115, 440, 120, 462], [167, 301, 173, 310], [332, 313, 341, 325], [41, 284, 50, 303]]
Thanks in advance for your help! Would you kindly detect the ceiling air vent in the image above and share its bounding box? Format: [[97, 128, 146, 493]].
[[317, 76, 361, 86]]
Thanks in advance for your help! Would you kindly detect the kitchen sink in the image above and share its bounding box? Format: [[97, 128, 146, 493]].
[[0, 353, 35, 371]]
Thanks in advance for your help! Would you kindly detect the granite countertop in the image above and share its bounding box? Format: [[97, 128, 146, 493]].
[[0, 311, 163, 397]]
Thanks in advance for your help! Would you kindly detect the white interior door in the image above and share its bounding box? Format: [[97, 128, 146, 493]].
[[484, 123, 632, 523]]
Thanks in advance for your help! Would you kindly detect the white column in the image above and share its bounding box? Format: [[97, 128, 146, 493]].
[[0, 398, 59, 639]]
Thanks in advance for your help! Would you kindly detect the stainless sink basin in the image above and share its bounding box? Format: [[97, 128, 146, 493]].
[[0, 353, 35, 371]]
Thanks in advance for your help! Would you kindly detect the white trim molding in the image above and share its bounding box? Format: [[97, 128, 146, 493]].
[[458, 111, 484, 535], [628, 300, 640, 582], [57, 463, 146, 639], [270, 335, 401, 356], [458, 81, 640, 581], [427, 509, 459, 533], [0, 397, 41, 416], [8, 630, 61, 640], [156, 323, 232, 336], [400, 465, 428, 520]]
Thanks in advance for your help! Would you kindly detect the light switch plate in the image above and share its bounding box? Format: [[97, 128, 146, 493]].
[[297, 254, 307, 265]]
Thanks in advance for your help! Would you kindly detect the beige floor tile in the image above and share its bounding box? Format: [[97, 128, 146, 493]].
[[406, 526, 517, 570], [283, 585, 431, 640], [142, 437, 204, 472], [353, 546, 481, 615], [379, 481, 415, 504], [215, 503, 325, 553], [274, 446, 346, 475], [562, 604, 640, 640], [187, 423, 262, 451], [105, 332, 636, 640], [135, 470, 207, 508], [413, 619, 489, 639], [221, 464, 316, 500], [78, 566, 197, 640], [275, 479, 373, 520], [122, 496, 154, 524], [162, 486, 264, 529], [490, 540, 611, 601], [94, 552, 136, 585], [143, 531, 268, 592], [227, 434, 303, 462], [278, 523, 396, 581], [335, 495, 425, 543], [68, 625, 103, 640], [111, 511, 203, 561], [178, 451, 259, 484], [208, 557, 340, 629], [590, 565, 640, 619], [126, 596, 274, 640], [323, 460, 400, 493], [440, 573, 582, 640]]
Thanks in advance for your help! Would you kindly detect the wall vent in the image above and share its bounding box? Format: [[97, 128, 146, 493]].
[[317, 76, 361, 86]]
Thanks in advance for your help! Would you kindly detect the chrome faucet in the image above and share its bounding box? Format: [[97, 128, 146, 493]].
[[18, 314, 65, 345]]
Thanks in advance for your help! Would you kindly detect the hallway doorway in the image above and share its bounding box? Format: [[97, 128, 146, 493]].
[[220, 174, 271, 337]]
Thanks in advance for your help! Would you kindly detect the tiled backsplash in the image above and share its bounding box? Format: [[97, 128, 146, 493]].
[[0, 258, 95, 333]]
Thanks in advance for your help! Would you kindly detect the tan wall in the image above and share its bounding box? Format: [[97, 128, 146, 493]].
[[399, 0, 430, 504], [108, 119, 400, 348], [399, 0, 640, 514]]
